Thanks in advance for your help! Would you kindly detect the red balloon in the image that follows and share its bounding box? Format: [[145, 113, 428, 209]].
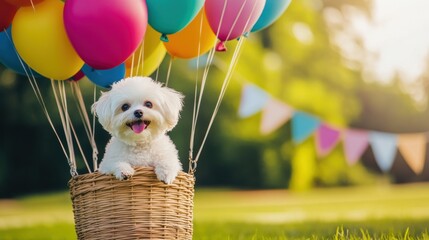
[[64, 0, 148, 69], [0, 0, 17, 30], [71, 70, 85, 81], [5, 0, 44, 7]]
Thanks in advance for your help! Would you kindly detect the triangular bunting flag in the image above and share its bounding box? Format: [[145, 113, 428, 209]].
[[343, 129, 369, 165], [292, 111, 320, 144], [316, 123, 341, 157], [369, 131, 397, 172], [260, 99, 294, 135], [238, 84, 270, 118], [398, 134, 427, 174]]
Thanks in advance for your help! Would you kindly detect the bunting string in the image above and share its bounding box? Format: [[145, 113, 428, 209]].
[[238, 83, 428, 175]]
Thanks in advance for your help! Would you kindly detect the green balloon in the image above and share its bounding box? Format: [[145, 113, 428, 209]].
[[146, 0, 204, 42], [252, 0, 292, 32]]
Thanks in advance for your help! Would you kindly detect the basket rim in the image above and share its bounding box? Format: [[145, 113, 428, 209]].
[[68, 166, 195, 200], [69, 166, 194, 181]]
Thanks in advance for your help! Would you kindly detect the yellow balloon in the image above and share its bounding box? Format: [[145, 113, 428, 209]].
[[12, 0, 83, 80], [125, 26, 166, 77], [164, 9, 216, 59]]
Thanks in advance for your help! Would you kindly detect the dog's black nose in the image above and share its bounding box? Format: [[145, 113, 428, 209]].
[[134, 110, 143, 118]]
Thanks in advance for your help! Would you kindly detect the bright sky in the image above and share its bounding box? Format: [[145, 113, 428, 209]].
[[357, 0, 429, 83]]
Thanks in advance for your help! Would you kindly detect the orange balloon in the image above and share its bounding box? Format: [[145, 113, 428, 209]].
[[163, 9, 216, 59], [5, 0, 44, 7], [125, 26, 166, 77]]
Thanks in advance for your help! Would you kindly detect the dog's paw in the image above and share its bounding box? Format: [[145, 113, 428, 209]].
[[155, 168, 178, 185], [114, 164, 135, 180]]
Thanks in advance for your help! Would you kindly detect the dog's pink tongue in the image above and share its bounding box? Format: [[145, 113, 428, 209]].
[[131, 122, 146, 134]]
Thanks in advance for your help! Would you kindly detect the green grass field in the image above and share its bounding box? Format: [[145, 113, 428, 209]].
[[1, 183, 429, 239]]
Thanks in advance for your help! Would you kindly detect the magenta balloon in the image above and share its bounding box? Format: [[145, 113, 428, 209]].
[[205, 0, 265, 43], [64, 0, 147, 69]]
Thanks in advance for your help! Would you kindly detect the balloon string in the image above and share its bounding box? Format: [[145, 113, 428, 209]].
[[51, 80, 81, 176], [16, 62, 92, 176], [224, 0, 258, 44], [59, 81, 93, 174], [211, 58, 248, 85], [37, 80, 76, 175], [194, 37, 246, 163], [189, 12, 205, 162], [60, 81, 91, 173], [165, 56, 173, 86], [190, 0, 253, 172], [191, 0, 228, 145], [240, 0, 260, 38], [71, 83, 91, 148], [223, 0, 249, 44], [83, 84, 99, 172], [71, 81, 99, 171], [28, 77, 75, 175], [136, 39, 145, 77], [155, 65, 160, 82], [212, 0, 229, 51], [195, 48, 215, 130], [189, 0, 228, 173], [213, 0, 258, 52], [194, 0, 229, 118], [57, 80, 92, 174], [26, 77, 74, 174], [189, 0, 257, 173], [188, 46, 216, 170], [31, 0, 35, 12], [3, 29, 78, 175], [91, 85, 98, 171], [196, 12, 204, 64], [60, 81, 80, 174], [61, 82, 91, 174], [129, 52, 135, 77], [58, 81, 75, 172], [196, 40, 219, 120]]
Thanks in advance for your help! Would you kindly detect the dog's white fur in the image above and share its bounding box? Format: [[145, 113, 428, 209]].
[[92, 77, 184, 184]]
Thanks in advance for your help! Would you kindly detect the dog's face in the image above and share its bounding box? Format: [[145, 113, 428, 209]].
[[92, 77, 184, 144]]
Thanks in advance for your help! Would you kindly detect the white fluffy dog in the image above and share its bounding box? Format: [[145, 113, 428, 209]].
[[92, 77, 184, 184]]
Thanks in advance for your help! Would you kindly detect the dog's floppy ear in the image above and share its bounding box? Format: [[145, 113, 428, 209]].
[[160, 86, 184, 131], [91, 91, 112, 132]]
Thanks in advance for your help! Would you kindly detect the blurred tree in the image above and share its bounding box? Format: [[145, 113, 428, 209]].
[[2, 0, 429, 197], [0, 67, 109, 197], [205, 0, 376, 190]]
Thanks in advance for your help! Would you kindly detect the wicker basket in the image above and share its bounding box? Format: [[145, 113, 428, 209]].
[[69, 167, 195, 240]]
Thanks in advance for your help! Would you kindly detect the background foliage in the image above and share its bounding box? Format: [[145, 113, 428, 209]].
[[1, 0, 429, 197]]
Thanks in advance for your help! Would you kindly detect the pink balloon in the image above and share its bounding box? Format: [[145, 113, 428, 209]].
[[64, 0, 147, 69], [205, 0, 266, 51]]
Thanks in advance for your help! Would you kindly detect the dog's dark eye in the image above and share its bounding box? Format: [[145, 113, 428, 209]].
[[144, 101, 153, 109], [121, 103, 130, 112]]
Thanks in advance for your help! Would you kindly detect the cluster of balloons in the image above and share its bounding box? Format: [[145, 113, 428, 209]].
[[0, 0, 291, 88]]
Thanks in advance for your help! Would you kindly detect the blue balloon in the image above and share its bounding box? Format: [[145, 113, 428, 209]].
[[251, 0, 292, 32], [146, 0, 204, 42], [82, 63, 125, 88], [0, 26, 41, 77]]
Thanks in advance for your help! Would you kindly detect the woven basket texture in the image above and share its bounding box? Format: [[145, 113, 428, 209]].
[[69, 167, 195, 240]]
